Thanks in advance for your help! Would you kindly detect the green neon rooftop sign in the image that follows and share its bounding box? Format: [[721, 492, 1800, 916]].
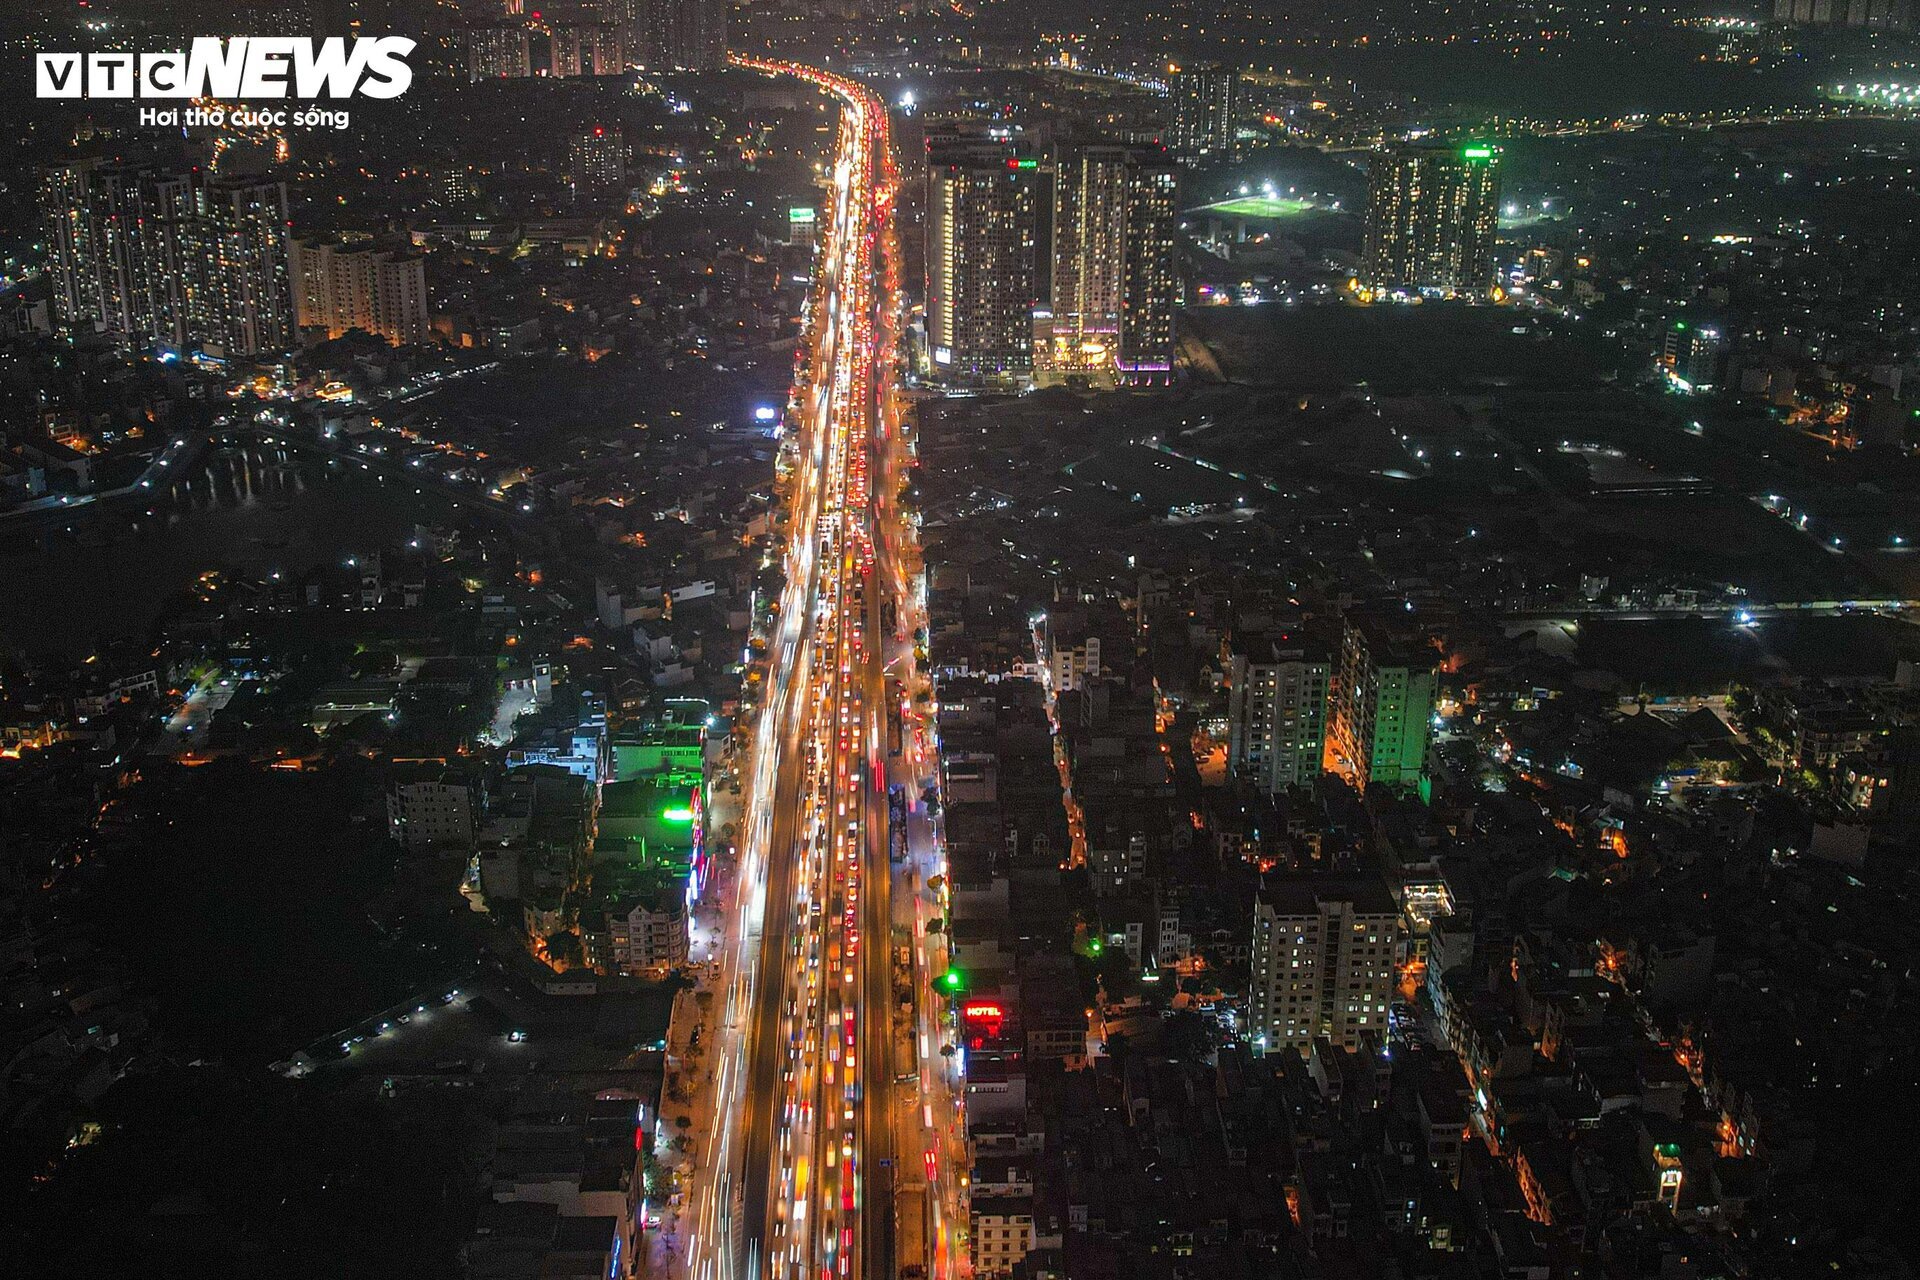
[[789, 207, 816, 223], [1462, 146, 1494, 159]]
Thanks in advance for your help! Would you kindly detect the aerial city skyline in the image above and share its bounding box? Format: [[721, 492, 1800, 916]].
[[3, 2, 1920, 1279]]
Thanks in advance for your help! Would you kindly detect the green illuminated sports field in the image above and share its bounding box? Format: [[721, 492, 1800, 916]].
[[1198, 196, 1317, 219]]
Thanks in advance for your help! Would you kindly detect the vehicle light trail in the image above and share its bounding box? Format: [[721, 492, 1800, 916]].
[[673, 55, 921, 1280]]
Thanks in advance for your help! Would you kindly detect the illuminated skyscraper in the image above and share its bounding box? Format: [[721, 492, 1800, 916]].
[[1050, 142, 1181, 383], [1329, 615, 1436, 793], [1051, 148, 1123, 352], [436, 166, 481, 209], [175, 174, 297, 357], [1226, 628, 1333, 796], [925, 132, 1042, 386], [290, 236, 432, 346], [1171, 62, 1239, 165], [1659, 320, 1728, 392], [681, 0, 729, 69], [568, 125, 628, 191], [465, 22, 533, 78], [40, 160, 185, 347], [1362, 140, 1501, 296], [41, 163, 294, 357], [787, 205, 818, 250], [1118, 151, 1180, 380], [1251, 877, 1400, 1055], [547, 22, 626, 76], [634, 0, 726, 69]]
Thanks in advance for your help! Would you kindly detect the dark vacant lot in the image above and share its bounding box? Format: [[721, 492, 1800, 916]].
[[1185, 303, 1611, 392], [1577, 614, 1920, 691], [92, 764, 452, 1066]]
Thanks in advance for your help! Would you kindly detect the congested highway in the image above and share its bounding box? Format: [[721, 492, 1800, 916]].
[[678, 57, 930, 1280]]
